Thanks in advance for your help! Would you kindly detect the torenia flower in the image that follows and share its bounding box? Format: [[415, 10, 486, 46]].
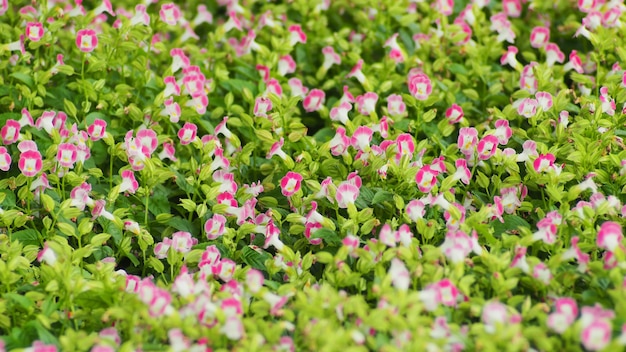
[[336, 182, 359, 209], [280, 171, 303, 197], [581, 319, 612, 351], [119, 170, 138, 194], [205, 214, 227, 240], [533, 153, 555, 173], [19, 150, 42, 177], [177, 122, 197, 145], [529, 26, 550, 48], [87, 119, 107, 141], [76, 29, 98, 52], [56, 143, 78, 168], [389, 258, 410, 291], [415, 165, 438, 193], [303, 89, 325, 112], [476, 135, 499, 160], [408, 71, 432, 100], [37, 242, 57, 265], [25, 22, 44, 42], [0, 147, 11, 171], [597, 221, 623, 252], [458, 127, 478, 156], [445, 104, 464, 124], [1, 119, 21, 144], [159, 3, 181, 25]]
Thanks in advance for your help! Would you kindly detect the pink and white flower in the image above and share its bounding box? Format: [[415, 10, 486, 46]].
[[408, 71, 432, 101], [476, 135, 499, 161], [19, 150, 42, 177], [389, 258, 410, 291], [177, 122, 197, 145], [159, 3, 181, 25], [529, 26, 550, 48], [205, 214, 227, 240], [415, 165, 438, 193], [76, 29, 98, 52], [533, 153, 555, 173], [56, 143, 77, 168], [25, 22, 44, 42], [1, 119, 20, 145], [597, 221, 623, 252], [0, 147, 11, 171], [280, 171, 303, 197], [303, 89, 325, 112], [336, 182, 359, 209]]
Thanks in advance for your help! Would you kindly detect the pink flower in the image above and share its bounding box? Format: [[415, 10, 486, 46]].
[[396, 133, 415, 162], [435, 279, 459, 307], [535, 91, 553, 111], [453, 159, 471, 185], [356, 92, 378, 116], [406, 199, 426, 222], [581, 319, 612, 351], [434, 0, 454, 16], [159, 3, 181, 25], [19, 150, 42, 177], [321, 46, 341, 70], [597, 221, 623, 252], [458, 127, 478, 156], [119, 170, 138, 194], [1, 119, 21, 144], [330, 102, 352, 125], [329, 127, 349, 156], [533, 153, 555, 173], [87, 119, 107, 141], [25, 22, 44, 42], [545, 43, 565, 67], [346, 60, 367, 84], [415, 165, 438, 193], [502, 0, 522, 17], [482, 301, 510, 333], [254, 97, 272, 118], [56, 143, 78, 168], [177, 122, 197, 145], [383, 33, 405, 63], [578, 0, 597, 13], [532, 262, 552, 284], [500, 46, 519, 68], [0, 147, 11, 171], [288, 25, 307, 45], [389, 258, 410, 291], [408, 72, 432, 100], [37, 242, 57, 265], [303, 89, 325, 112], [386, 94, 406, 117], [280, 171, 303, 197], [277, 55, 296, 76], [336, 182, 359, 209], [476, 135, 499, 160], [529, 26, 550, 48], [517, 98, 538, 118], [161, 98, 181, 123], [76, 29, 98, 52], [205, 214, 227, 240], [493, 120, 512, 145], [351, 126, 373, 152], [445, 104, 464, 124], [171, 231, 197, 254], [564, 50, 584, 73]]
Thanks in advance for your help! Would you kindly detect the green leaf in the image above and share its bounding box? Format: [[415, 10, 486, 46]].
[[241, 246, 271, 271], [12, 229, 40, 247], [310, 228, 342, 246], [492, 215, 531, 236], [372, 190, 394, 205], [166, 217, 195, 234]]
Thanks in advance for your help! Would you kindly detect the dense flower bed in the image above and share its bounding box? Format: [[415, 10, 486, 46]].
[[2, 0, 626, 350]]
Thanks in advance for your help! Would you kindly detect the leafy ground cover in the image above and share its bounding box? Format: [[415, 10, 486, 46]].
[[2, 0, 626, 350]]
